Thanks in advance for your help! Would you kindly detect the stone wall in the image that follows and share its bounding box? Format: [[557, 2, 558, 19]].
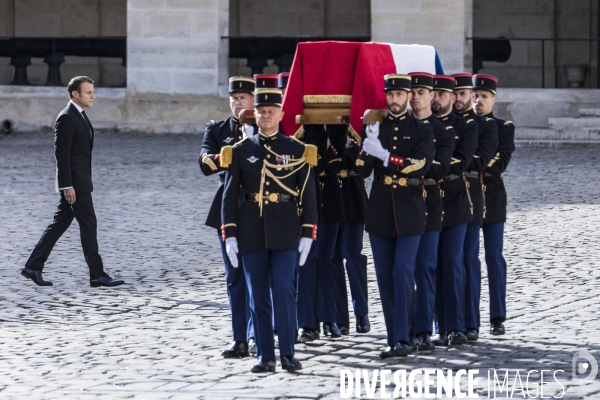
[[0, 0, 127, 87], [474, 0, 599, 88], [371, 0, 473, 74], [228, 0, 370, 76]]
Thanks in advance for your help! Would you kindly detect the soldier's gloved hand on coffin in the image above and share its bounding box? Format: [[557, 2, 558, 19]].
[[297, 237, 313, 266], [366, 121, 379, 139], [225, 237, 239, 268], [363, 137, 390, 163], [242, 124, 255, 138]]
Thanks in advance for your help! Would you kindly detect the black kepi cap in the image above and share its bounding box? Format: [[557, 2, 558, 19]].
[[433, 75, 455, 92], [452, 73, 474, 90], [473, 74, 498, 94], [383, 74, 411, 92], [254, 89, 283, 107], [409, 72, 434, 90], [229, 76, 255, 95], [253, 74, 279, 89], [278, 73, 290, 90]]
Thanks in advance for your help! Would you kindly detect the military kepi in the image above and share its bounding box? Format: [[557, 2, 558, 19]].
[[383, 74, 411, 92], [254, 74, 279, 89], [473, 74, 498, 94], [278, 73, 290, 90], [229, 76, 255, 95], [255, 89, 283, 107], [409, 72, 434, 89], [452, 73, 474, 90], [433, 75, 455, 92]]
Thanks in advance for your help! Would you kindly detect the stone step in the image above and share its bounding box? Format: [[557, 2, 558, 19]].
[[515, 139, 600, 148], [518, 127, 600, 140], [548, 117, 600, 129], [579, 108, 600, 117]]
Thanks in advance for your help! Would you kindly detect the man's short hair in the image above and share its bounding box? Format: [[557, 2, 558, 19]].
[[67, 76, 94, 99]]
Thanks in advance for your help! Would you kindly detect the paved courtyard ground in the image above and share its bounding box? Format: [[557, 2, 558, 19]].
[[0, 132, 599, 399]]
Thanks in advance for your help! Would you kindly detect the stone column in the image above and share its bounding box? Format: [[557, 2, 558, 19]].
[[126, 0, 230, 133], [370, 0, 473, 74]]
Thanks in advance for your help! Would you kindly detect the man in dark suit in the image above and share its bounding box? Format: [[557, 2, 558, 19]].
[[21, 76, 124, 288]]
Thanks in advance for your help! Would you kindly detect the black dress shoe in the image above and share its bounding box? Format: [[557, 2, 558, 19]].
[[339, 325, 350, 335], [90, 275, 125, 288], [248, 338, 256, 355], [416, 333, 435, 352], [448, 331, 468, 345], [221, 341, 249, 358], [21, 267, 53, 286], [394, 341, 412, 357], [465, 328, 479, 341], [379, 346, 395, 359], [490, 320, 505, 335], [323, 322, 342, 338], [280, 355, 302, 371], [356, 315, 371, 333], [432, 334, 449, 346], [298, 328, 315, 343], [251, 359, 276, 373]]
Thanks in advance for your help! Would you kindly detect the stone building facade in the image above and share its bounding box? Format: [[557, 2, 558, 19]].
[[0, 0, 599, 134]]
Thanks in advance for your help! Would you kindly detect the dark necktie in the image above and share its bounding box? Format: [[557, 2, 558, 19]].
[[81, 111, 93, 138]]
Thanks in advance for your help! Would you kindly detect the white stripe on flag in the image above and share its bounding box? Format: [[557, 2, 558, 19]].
[[386, 44, 437, 75]]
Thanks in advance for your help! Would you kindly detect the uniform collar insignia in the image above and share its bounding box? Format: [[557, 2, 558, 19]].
[[223, 137, 234, 143], [247, 156, 259, 163]]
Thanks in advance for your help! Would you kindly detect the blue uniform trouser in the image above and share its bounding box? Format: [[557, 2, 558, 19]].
[[411, 230, 440, 336], [242, 250, 297, 362], [218, 232, 253, 342], [435, 223, 468, 336], [334, 223, 369, 327], [482, 223, 507, 322], [464, 224, 482, 330], [316, 222, 340, 323], [297, 242, 318, 331], [369, 233, 421, 346]]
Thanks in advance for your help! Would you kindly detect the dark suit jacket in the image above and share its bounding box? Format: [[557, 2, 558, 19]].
[[55, 103, 94, 194]]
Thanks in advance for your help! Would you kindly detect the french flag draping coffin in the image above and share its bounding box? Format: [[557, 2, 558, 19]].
[[281, 41, 442, 138]]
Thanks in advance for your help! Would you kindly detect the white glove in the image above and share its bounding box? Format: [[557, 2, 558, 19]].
[[242, 124, 255, 138], [225, 237, 239, 268], [297, 237, 313, 266], [362, 137, 390, 163], [366, 121, 379, 139]]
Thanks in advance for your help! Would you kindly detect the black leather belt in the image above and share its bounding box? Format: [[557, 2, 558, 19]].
[[339, 170, 360, 178], [442, 174, 463, 182], [245, 193, 295, 203], [423, 178, 437, 186], [465, 171, 481, 179], [375, 175, 421, 186]]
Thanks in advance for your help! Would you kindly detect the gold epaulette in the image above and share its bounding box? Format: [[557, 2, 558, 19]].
[[348, 125, 361, 145], [303, 144, 318, 167], [220, 146, 233, 168], [293, 125, 305, 140]]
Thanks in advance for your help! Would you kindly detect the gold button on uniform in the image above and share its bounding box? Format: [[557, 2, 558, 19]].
[[265, 191, 270, 195], [394, 127, 398, 131], [393, 136, 397, 140], [264, 201, 269, 204], [267, 155, 271, 158], [393, 185, 397, 188], [266, 181, 270, 185], [393, 146, 397, 150]]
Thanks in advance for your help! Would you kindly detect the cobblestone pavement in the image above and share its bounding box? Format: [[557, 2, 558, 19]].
[[1, 132, 599, 399]]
